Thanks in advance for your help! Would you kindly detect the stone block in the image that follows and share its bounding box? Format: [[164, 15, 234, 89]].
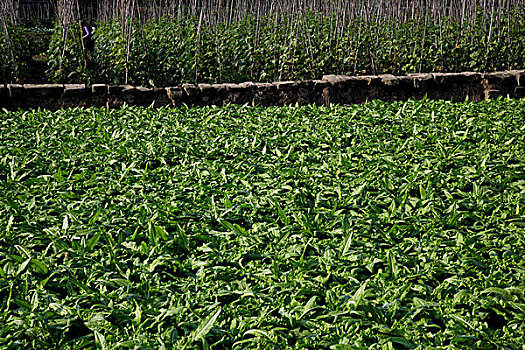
[[108, 85, 126, 95], [483, 71, 511, 81], [293, 80, 313, 88], [166, 87, 183, 100], [183, 84, 201, 96], [121, 86, 138, 104], [166, 87, 184, 99], [23, 84, 64, 98], [133, 87, 156, 106], [104, 86, 130, 108], [122, 85, 136, 93], [322, 87, 332, 106], [118, 86, 153, 106], [407, 73, 433, 88], [322, 75, 345, 84], [395, 76, 415, 86], [312, 80, 330, 88], [198, 84, 213, 92], [91, 84, 108, 95], [238, 81, 256, 89], [380, 74, 398, 86], [87, 84, 108, 108], [483, 72, 520, 96], [0, 84, 8, 107], [63, 84, 87, 97], [134, 86, 154, 96], [254, 83, 276, 91], [322, 74, 341, 84], [274, 81, 296, 90], [358, 76, 382, 86], [432, 72, 481, 85], [515, 86, 525, 98], [486, 71, 522, 96], [461, 71, 482, 81], [211, 84, 227, 92], [507, 70, 525, 86], [151, 88, 171, 107], [485, 89, 502, 99], [322, 75, 357, 88], [223, 83, 242, 91]]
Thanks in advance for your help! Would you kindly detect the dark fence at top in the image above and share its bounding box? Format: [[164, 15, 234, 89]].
[[17, 0, 97, 23], [19, 0, 55, 22], [12, 0, 525, 25]]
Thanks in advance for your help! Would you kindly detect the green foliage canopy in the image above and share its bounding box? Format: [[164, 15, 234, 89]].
[[43, 8, 525, 86], [0, 100, 524, 348]]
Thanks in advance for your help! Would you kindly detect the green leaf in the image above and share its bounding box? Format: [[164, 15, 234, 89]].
[[243, 329, 272, 339], [154, 225, 169, 241], [192, 308, 221, 342], [30, 259, 49, 274], [17, 258, 31, 275], [349, 281, 368, 309], [387, 250, 398, 279], [87, 230, 103, 251], [341, 231, 353, 257], [94, 331, 107, 350]]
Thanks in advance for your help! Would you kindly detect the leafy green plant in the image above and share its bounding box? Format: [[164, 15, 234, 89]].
[[0, 100, 524, 348], [0, 23, 31, 82], [46, 23, 88, 83], [39, 4, 525, 86]]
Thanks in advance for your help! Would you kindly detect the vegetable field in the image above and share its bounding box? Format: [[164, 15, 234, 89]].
[[3, 0, 525, 84], [46, 2, 525, 86], [1, 100, 525, 349]]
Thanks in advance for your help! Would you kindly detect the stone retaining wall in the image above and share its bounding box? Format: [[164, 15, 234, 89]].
[[1, 71, 524, 110]]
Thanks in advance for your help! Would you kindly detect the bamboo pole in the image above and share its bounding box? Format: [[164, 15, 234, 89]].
[[0, 0, 20, 81]]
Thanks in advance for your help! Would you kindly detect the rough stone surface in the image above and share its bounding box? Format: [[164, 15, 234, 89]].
[[322, 75, 341, 83], [380, 74, 398, 86], [22, 84, 64, 109], [63, 84, 87, 96], [183, 84, 201, 97], [274, 81, 296, 90], [5, 85, 24, 108], [322, 75, 354, 88], [24, 84, 64, 97], [118, 86, 156, 106], [211, 84, 227, 92], [239, 82, 256, 89], [198, 84, 213, 92], [166, 87, 183, 101], [515, 86, 525, 98], [0, 70, 523, 110], [7, 84, 24, 97], [58, 84, 89, 108], [254, 82, 277, 92], [151, 88, 171, 107], [223, 83, 242, 91], [0, 84, 8, 106], [108, 85, 126, 95], [432, 72, 481, 84], [486, 89, 503, 99], [92, 84, 107, 95], [408, 73, 433, 89], [312, 80, 330, 88], [507, 70, 524, 85], [359, 76, 383, 86]]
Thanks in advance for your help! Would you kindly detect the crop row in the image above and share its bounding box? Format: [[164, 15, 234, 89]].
[[53, 12, 525, 86], [1, 100, 525, 348], [2, 0, 525, 84]]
